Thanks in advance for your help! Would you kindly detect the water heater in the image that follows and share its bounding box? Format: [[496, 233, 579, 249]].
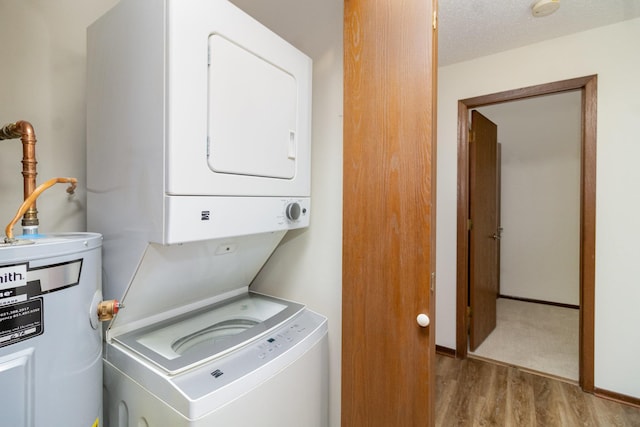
[[0, 233, 103, 427]]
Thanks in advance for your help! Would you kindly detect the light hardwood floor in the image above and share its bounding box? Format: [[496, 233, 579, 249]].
[[436, 354, 640, 426]]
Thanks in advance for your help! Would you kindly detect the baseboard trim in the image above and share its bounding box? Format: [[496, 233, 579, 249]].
[[436, 345, 456, 358], [499, 294, 579, 310], [594, 388, 640, 408]]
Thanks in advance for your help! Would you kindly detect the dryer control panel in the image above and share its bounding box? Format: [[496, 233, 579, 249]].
[[165, 197, 310, 244]]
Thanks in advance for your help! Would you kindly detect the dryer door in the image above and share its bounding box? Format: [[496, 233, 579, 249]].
[[163, 0, 311, 197], [207, 34, 297, 180]]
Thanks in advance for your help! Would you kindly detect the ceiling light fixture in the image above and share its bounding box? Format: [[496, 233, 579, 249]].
[[532, 0, 560, 17]]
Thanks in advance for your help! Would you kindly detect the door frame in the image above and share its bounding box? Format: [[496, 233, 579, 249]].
[[455, 75, 597, 392]]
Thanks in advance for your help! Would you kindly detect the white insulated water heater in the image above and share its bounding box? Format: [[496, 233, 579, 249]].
[[0, 233, 104, 427]]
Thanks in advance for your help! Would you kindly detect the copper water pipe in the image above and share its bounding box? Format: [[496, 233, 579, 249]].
[[0, 120, 39, 229]]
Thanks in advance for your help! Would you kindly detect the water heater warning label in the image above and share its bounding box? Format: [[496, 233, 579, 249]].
[[0, 298, 43, 348]]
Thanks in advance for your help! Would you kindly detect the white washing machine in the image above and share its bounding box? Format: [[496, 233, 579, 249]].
[[93, 234, 329, 426], [103, 291, 328, 426]]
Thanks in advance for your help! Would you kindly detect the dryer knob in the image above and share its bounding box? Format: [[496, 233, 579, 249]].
[[286, 202, 302, 221]]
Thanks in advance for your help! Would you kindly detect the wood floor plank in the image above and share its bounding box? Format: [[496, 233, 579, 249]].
[[558, 379, 596, 426], [591, 394, 640, 427], [475, 361, 507, 426], [436, 354, 640, 427], [505, 368, 536, 426], [449, 358, 482, 425], [531, 375, 564, 426]]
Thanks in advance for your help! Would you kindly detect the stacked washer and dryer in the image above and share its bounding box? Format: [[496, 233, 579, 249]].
[[86, 1, 328, 426]]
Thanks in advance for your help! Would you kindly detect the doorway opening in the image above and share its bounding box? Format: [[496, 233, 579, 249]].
[[455, 75, 597, 392]]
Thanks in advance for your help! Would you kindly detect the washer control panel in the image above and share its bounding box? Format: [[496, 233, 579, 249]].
[[256, 321, 307, 360], [174, 309, 325, 400]]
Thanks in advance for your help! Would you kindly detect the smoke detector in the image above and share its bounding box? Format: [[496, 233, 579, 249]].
[[532, 0, 560, 17]]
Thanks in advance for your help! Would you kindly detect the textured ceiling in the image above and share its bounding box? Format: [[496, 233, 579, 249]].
[[230, 0, 640, 67], [438, 0, 640, 66]]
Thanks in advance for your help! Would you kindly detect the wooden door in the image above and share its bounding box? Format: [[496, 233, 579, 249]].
[[342, 0, 437, 425], [469, 110, 499, 351], [497, 143, 502, 293]]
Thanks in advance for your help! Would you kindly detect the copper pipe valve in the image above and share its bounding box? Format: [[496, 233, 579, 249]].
[[0, 121, 39, 229], [97, 299, 123, 322]]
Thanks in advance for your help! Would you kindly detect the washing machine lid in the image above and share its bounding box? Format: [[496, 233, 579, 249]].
[[106, 231, 288, 340], [113, 292, 304, 375]]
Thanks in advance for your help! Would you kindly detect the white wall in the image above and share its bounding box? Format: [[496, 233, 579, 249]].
[[437, 18, 640, 398], [477, 91, 581, 306], [0, 0, 118, 235], [228, 2, 344, 426]]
